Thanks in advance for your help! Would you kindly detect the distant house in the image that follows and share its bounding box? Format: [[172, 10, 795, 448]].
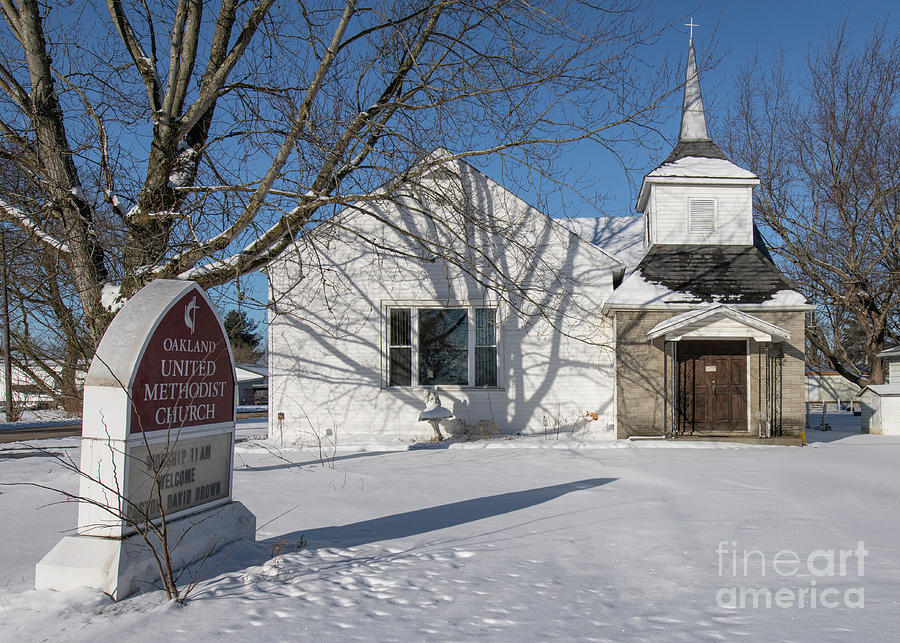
[[806, 366, 862, 404], [0, 359, 86, 411], [877, 347, 900, 385], [858, 385, 900, 435], [235, 364, 268, 406], [266, 37, 811, 444], [852, 348, 900, 433]]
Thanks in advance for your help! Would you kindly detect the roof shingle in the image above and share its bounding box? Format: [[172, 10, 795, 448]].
[[636, 243, 794, 304]]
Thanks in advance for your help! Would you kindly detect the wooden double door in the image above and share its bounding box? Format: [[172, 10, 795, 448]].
[[676, 340, 748, 434]]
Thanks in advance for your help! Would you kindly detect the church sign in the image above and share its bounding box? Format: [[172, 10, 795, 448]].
[[36, 279, 255, 599], [125, 431, 233, 522], [130, 289, 234, 433]]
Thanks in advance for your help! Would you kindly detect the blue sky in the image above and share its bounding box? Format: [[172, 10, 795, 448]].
[[231, 0, 899, 330], [558, 0, 900, 218]]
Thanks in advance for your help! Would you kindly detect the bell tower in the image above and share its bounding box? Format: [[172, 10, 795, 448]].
[[637, 34, 759, 247]]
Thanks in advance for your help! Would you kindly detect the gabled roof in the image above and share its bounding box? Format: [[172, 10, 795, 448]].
[[645, 304, 791, 342], [859, 384, 900, 396], [235, 363, 268, 382], [268, 149, 628, 293], [877, 346, 900, 358]]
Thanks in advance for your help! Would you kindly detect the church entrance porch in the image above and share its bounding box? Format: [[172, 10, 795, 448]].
[[675, 340, 747, 435], [638, 305, 795, 440]]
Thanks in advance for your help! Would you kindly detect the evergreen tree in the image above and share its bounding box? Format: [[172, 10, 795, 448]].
[[223, 310, 263, 363]]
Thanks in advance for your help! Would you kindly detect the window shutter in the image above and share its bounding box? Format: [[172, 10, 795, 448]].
[[689, 198, 716, 233]]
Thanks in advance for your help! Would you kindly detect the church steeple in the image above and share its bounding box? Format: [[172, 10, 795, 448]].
[[679, 37, 709, 142], [636, 22, 760, 247]]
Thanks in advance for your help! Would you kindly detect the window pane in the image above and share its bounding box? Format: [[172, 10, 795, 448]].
[[390, 308, 411, 346], [475, 346, 497, 387], [389, 347, 411, 386], [418, 309, 468, 385], [388, 309, 411, 387], [476, 308, 495, 346]]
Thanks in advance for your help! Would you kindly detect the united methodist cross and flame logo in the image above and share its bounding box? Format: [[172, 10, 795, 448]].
[[184, 296, 198, 335]]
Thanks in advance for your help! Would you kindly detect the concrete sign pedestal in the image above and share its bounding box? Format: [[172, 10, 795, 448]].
[[35, 280, 255, 599]]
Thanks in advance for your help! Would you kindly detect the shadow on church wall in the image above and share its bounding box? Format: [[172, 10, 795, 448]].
[[266, 160, 617, 443]]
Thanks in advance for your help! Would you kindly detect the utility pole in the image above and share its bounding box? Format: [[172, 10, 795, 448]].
[[1, 233, 13, 420]]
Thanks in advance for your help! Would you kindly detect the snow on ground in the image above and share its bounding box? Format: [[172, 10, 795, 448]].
[[0, 408, 79, 428], [0, 408, 265, 432], [2, 414, 899, 641]]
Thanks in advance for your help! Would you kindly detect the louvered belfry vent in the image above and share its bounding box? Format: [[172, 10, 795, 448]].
[[689, 198, 716, 233]]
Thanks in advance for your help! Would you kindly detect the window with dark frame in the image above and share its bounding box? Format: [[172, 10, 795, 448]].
[[386, 306, 498, 387], [475, 308, 497, 386], [388, 308, 411, 386]]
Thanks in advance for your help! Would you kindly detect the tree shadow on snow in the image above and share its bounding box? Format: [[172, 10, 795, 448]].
[[267, 477, 616, 550], [184, 477, 616, 601]]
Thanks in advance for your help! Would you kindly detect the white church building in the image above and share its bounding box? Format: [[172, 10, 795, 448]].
[[267, 38, 811, 445]]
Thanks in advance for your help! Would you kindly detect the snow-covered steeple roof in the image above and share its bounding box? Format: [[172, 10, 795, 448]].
[[679, 38, 708, 142]]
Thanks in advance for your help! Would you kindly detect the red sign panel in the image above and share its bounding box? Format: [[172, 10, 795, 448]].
[[130, 290, 234, 433]]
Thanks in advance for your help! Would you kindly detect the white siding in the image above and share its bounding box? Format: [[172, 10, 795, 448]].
[[806, 373, 862, 403], [888, 359, 900, 385], [648, 183, 753, 245], [860, 390, 900, 435], [267, 165, 618, 445]]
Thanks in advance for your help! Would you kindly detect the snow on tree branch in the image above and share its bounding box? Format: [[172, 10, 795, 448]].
[[0, 198, 70, 255]]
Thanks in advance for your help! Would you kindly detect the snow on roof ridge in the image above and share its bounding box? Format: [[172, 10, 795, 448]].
[[647, 156, 757, 180]]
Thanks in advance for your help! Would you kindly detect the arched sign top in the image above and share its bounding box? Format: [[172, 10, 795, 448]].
[[86, 280, 235, 435]]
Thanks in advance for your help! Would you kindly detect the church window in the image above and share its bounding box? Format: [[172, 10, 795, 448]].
[[386, 306, 498, 387]]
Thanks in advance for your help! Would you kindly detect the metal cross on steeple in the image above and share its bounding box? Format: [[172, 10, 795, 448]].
[[685, 18, 698, 40]]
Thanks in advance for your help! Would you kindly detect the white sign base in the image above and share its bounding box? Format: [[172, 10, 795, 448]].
[[36, 501, 254, 600]]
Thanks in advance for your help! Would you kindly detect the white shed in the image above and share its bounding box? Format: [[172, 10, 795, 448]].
[[858, 384, 900, 435]]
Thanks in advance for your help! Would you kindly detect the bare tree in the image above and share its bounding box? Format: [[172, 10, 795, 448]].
[[0, 1, 679, 404], [725, 25, 900, 386]]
